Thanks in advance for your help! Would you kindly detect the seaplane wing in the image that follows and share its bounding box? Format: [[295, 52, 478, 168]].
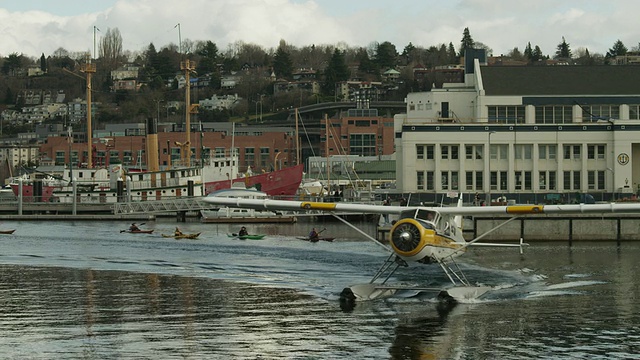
[[203, 194, 640, 305], [202, 195, 640, 216]]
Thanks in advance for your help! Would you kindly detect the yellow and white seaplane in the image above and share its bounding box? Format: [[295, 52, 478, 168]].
[[202, 193, 640, 303]]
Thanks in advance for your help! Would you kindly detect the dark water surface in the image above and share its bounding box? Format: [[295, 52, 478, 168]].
[[0, 220, 639, 359]]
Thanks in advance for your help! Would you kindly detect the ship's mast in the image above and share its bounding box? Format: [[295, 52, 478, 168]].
[[180, 59, 197, 167], [80, 56, 96, 169]]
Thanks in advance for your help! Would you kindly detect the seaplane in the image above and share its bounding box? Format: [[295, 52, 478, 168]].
[[202, 193, 640, 304]]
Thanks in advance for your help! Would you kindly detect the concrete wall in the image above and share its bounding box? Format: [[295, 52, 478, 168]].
[[468, 215, 640, 241]]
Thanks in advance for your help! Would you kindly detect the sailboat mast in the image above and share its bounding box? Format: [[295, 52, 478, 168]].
[[295, 108, 300, 166], [325, 113, 330, 194]]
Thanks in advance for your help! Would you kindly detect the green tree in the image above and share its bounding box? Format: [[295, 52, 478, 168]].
[[356, 47, 376, 75], [1, 53, 25, 76], [555, 36, 571, 59], [272, 41, 293, 79], [39, 53, 46, 72], [401, 42, 416, 64], [447, 42, 457, 63], [459, 27, 475, 56], [196, 40, 219, 75], [374, 41, 398, 70], [524, 42, 533, 61], [606, 39, 627, 58], [322, 49, 349, 96], [532, 45, 544, 62]]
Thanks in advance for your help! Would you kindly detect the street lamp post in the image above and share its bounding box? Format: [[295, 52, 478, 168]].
[[488, 131, 496, 205]]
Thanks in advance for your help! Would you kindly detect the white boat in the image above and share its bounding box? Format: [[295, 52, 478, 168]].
[[201, 185, 296, 223]]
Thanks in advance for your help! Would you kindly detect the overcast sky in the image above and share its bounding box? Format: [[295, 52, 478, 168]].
[[1, 0, 638, 59]]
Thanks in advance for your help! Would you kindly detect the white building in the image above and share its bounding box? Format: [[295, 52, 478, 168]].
[[395, 57, 640, 204]]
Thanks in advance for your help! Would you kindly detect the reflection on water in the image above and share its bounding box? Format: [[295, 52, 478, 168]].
[[0, 220, 639, 358]]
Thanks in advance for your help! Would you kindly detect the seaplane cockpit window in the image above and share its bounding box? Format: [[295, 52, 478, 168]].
[[399, 210, 417, 220], [416, 209, 437, 223]]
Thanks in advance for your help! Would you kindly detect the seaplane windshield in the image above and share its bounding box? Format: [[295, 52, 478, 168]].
[[416, 209, 438, 223]]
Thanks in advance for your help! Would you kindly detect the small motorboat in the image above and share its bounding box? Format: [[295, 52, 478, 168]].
[[227, 233, 266, 240], [162, 232, 201, 239], [0, 229, 16, 234]]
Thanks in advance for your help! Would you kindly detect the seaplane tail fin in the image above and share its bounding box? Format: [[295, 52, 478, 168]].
[[454, 193, 464, 232]]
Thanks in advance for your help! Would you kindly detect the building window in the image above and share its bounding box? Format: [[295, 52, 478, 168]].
[[514, 144, 532, 160], [466, 171, 483, 190], [490, 144, 508, 160], [417, 145, 424, 160], [245, 147, 255, 166], [581, 105, 620, 122], [587, 144, 606, 160], [55, 151, 65, 165], [466, 144, 484, 160], [426, 171, 434, 190], [417, 171, 424, 190], [425, 145, 434, 160], [563, 144, 581, 160], [487, 105, 525, 123], [564, 170, 581, 190], [597, 170, 605, 190], [260, 147, 270, 167], [441, 145, 459, 160], [349, 134, 376, 156], [442, 171, 449, 190], [535, 105, 572, 124], [539, 144, 557, 160], [515, 171, 532, 190], [630, 105, 640, 120]]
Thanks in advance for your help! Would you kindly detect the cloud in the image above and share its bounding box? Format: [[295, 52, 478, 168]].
[[2, 0, 640, 60]]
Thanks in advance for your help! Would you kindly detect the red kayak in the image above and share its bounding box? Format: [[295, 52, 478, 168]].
[[121, 229, 154, 234]]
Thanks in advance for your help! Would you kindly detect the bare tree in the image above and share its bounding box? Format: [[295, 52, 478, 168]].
[[99, 28, 124, 71]]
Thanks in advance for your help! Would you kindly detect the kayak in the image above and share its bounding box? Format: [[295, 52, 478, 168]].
[[228, 233, 266, 240], [162, 232, 201, 239], [297, 236, 335, 242], [0, 229, 15, 234], [121, 229, 154, 234]]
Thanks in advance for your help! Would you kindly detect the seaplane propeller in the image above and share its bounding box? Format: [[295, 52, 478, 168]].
[[391, 220, 422, 252]]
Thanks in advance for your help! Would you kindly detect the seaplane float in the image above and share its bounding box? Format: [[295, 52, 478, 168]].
[[202, 193, 640, 304]]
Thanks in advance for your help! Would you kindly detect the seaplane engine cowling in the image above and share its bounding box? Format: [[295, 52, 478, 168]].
[[390, 219, 436, 263]]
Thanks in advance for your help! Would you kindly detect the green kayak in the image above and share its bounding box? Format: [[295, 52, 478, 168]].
[[228, 233, 266, 240]]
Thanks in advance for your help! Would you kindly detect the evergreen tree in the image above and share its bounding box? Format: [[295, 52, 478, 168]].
[[447, 42, 457, 63], [196, 40, 219, 75], [459, 27, 475, 56], [555, 36, 571, 59], [356, 48, 376, 75], [40, 53, 46, 72], [532, 45, 544, 62], [402, 42, 416, 63], [524, 42, 533, 61], [374, 41, 398, 70], [322, 49, 349, 96], [272, 45, 293, 79], [606, 39, 627, 58]]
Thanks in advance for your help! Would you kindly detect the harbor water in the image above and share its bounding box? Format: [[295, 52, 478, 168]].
[[0, 219, 639, 359]]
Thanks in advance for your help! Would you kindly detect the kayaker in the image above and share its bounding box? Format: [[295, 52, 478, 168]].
[[238, 226, 248, 236], [129, 223, 140, 232], [309, 228, 319, 242], [174, 227, 183, 236]]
